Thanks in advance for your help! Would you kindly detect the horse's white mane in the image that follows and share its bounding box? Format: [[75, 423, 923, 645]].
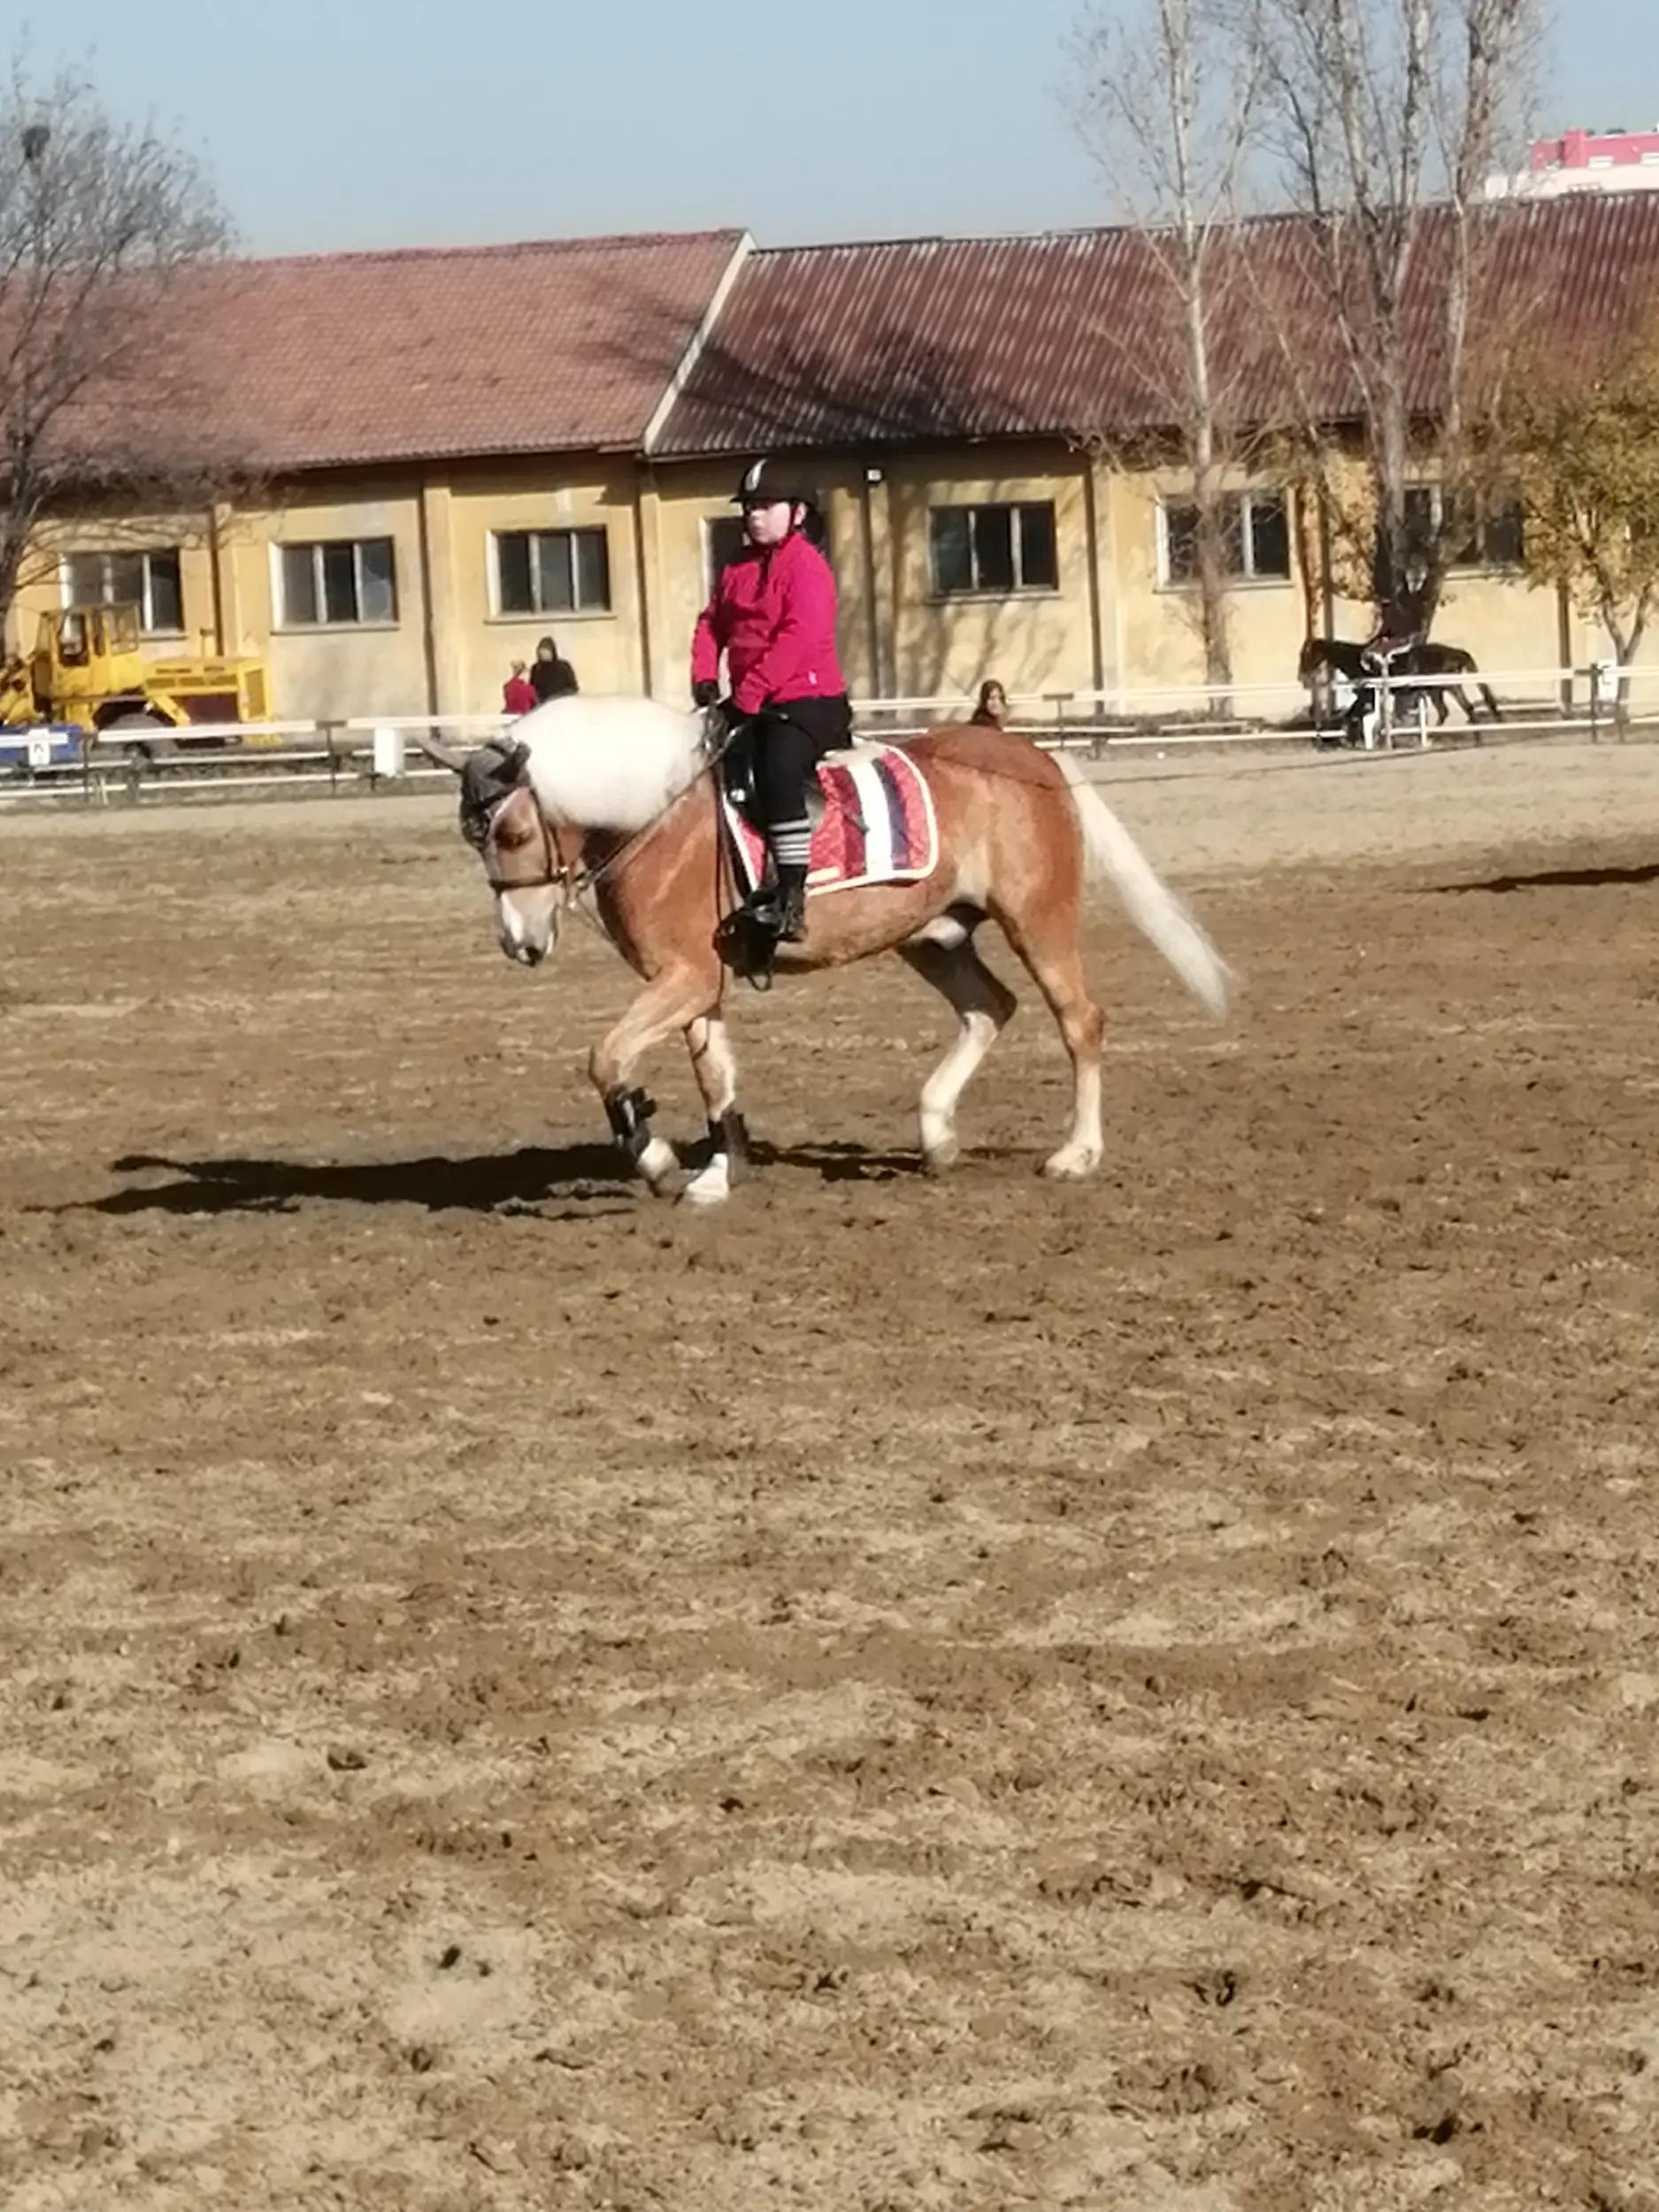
[[515, 695, 706, 834]]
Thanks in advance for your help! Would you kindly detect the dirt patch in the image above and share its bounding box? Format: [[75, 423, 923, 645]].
[[3, 744, 1659, 2209]]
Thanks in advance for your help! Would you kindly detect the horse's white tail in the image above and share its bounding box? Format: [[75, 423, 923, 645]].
[[1056, 755, 1232, 1018]]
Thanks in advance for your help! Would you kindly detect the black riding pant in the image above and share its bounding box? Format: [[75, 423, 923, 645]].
[[749, 695, 852, 872]]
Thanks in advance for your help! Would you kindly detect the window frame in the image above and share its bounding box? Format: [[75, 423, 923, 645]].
[[60, 547, 186, 638], [273, 536, 399, 631], [927, 501, 1061, 599], [1156, 489, 1292, 588], [489, 525, 613, 619]]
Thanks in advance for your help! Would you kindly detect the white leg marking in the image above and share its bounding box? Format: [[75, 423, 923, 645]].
[[688, 1016, 738, 1118], [1043, 1062, 1104, 1180], [920, 1009, 998, 1172]]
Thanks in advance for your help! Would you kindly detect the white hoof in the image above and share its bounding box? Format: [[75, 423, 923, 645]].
[[1042, 1144, 1102, 1182], [681, 1155, 732, 1208], [922, 1136, 961, 1177], [637, 1135, 681, 1194]]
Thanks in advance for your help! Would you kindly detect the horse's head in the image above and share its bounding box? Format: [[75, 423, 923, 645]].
[[419, 735, 564, 967]]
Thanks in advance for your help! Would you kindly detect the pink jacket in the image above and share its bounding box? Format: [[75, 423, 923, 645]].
[[691, 532, 846, 715]]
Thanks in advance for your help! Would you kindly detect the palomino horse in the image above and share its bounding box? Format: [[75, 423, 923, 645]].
[[1298, 635, 1502, 729], [419, 697, 1228, 1207]]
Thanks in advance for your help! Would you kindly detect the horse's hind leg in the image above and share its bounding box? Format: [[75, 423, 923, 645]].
[[681, 1012, 747, 1208], [993, 903, 1106, 1181], [589, 965, 719, 1196], [899, 928, 1018, 1173]]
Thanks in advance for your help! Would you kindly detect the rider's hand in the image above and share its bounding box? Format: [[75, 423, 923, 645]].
[[692, 680, 720, 709]]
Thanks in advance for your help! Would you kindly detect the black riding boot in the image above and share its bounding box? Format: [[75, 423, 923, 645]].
[[749, 863, 809, 942]]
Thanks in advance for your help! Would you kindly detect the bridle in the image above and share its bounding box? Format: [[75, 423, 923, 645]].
[[462, 706, 734, 915], [480, 789, 572, 896]]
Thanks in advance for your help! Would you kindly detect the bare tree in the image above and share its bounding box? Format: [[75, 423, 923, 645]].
[[1067, 0, 1264, 695], [0, 63, 234, 647], [1250, 0, 1541, 636]]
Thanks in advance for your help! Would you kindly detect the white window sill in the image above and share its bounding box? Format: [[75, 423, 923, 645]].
[[926, 587, 1063, 606], [486, 609, 616, 626], [272, 622, 402, 636], [1156, 576, 1294, 595]]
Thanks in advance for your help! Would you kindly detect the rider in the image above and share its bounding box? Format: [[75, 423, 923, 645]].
[[691, 457, 850, 942]]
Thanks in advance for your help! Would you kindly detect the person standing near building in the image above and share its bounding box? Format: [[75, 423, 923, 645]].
[[530, 634, 580, 704], [503, 659, 538, 716]]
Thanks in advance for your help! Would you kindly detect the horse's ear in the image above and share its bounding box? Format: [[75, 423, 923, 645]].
[[414, 733, 468, 775], [503, 741, 531, 780]]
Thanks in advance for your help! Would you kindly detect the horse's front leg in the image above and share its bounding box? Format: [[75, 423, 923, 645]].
[[680, 1011, 749, 1209], [589, 967, 718, 1197]]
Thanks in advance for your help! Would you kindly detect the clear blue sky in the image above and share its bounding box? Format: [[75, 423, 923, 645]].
[[36, 0, 1659, 257]]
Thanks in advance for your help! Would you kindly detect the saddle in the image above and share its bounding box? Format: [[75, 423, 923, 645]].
[[716, 735, 938, 904]]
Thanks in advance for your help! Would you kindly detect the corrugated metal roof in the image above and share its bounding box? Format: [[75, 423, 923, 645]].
[[653, 197, 1659, 456], [167, 229, 747, 472]]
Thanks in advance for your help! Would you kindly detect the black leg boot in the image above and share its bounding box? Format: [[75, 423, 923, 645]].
[[774, 863, 809, 942]]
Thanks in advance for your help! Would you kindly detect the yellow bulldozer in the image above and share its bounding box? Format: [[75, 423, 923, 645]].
[[0, 602, 273, 757]]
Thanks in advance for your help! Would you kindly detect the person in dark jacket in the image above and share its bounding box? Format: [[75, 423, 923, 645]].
[[529, 635, 580, 704]]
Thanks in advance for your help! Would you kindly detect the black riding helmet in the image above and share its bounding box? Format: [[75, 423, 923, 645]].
[[732, 456, 812, 508]]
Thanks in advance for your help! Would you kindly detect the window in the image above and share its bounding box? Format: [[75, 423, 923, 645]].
[[492, 527, 611, 617], [64, 548, 184, 636], [1159, 491, 1291, 585], [1402, 486, 1524, 571], [277, 537, 397, 627], [929, 503, 1058, 595]]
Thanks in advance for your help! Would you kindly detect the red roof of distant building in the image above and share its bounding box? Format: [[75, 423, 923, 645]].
[[187, 229, 748, 470], [652, 195, 1659, 456]]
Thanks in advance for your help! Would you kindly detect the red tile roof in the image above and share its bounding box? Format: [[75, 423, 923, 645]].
[[651, 196, 1659, 456], [185, 230, 747, 470]]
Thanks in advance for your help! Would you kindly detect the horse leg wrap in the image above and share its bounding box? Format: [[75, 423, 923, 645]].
[[606, 1087, 658, 1164], [710, 1110, 751, 1181]]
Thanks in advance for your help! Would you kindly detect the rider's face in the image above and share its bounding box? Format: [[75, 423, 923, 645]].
[[743, 498, 797, 548]]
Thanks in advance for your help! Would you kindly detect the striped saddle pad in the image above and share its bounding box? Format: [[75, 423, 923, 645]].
[[724, 745, 939, 900]]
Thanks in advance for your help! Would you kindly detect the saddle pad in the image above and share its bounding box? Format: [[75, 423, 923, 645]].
[[725, 744, 939, 899]]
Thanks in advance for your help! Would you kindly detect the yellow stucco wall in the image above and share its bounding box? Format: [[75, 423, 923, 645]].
[[227, 476, 430, 724], [442, 460, 648, 710], [1106, 468, 1308, 703], [16, 445, 1657, 728], [880, 443, 1097, 704]]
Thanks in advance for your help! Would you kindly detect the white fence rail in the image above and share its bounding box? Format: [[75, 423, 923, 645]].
[[1, 661, 1655, 810]]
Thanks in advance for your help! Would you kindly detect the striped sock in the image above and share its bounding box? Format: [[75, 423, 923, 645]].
[[770, 820, 812, 868]]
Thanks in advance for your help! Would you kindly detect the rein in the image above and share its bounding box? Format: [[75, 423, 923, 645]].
[[482, 716, 735, 917]]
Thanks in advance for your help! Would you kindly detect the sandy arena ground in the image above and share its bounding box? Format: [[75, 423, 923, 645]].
[[3, 739, 1659, 2211]]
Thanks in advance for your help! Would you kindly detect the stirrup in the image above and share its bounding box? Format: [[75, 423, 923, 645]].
[[717, 902, 780, 992]]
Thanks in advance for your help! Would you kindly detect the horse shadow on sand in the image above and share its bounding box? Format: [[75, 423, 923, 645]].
[[65, 1135, 928, 1222], [1425, 862, 1659, 896]]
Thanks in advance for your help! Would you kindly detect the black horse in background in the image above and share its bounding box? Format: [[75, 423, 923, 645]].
[[1298, 635, 1503, 731]]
